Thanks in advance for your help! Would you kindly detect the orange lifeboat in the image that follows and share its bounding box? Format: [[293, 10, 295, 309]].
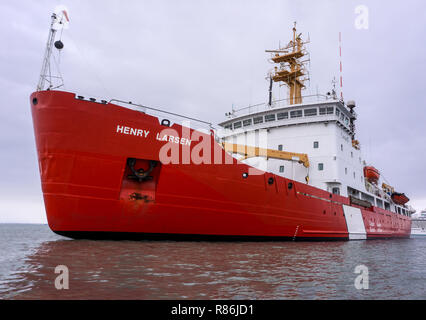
[[363, 166, 380, 184], [391, 192, 410, 205]]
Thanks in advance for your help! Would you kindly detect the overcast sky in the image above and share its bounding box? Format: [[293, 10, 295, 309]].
[[1, 0, 425, 223]]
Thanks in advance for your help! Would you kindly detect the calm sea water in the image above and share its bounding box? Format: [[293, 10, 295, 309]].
[[0, 224, 425, 300]]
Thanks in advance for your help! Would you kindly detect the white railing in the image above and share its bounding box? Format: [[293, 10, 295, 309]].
[[227, 94, 333, 118]]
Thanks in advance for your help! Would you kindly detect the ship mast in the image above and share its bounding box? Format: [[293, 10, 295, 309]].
[[37, 10, 69, 91], [266, 22, 310, 105]]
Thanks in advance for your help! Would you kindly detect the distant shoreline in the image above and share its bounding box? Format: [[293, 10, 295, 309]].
[[0, 223, 48, 225]]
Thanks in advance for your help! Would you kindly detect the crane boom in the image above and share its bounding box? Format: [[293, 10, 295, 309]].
[[222, 142, 310, 168]]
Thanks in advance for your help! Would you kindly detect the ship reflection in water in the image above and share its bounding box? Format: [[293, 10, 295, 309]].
[[1, 226, 426, 300]]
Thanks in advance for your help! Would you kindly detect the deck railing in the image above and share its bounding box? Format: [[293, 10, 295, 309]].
[[227, 94, 335, 118]]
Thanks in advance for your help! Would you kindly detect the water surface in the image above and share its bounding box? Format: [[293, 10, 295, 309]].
[[0, 224, 425, 299]]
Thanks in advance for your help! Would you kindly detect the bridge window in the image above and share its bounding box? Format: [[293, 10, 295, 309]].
[[290, 110, 303, 118], [265, 114, 276, 122], [279, 166, 284, 173], [233, 121, 242, 129], [318, 163, 324, 171], [345, 117, 349, 125], [243, 119, 252, 127], [336, 109, 340, 117], [277, 112, 288, 120], [224, 124, 232, 129], [345, 168, 348, 175], [341, 144, 343, 151], [313, 141, 319, 149], [278, 144, 283, 151], [320, 107, 334, 115], [332, 187, 340, 195], [253, 116, 264, 124], [304, 108, 317, 117]]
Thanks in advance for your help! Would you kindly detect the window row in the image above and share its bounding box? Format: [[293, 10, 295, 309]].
[[276, 163, 324, 173], [225, 106, 349, 130], [279, 141, 319, 150]]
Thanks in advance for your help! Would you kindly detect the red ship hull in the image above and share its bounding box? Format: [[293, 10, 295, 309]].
[[30, 91, 411, 240]]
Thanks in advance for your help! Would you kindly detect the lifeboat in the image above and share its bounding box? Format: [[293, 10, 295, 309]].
[[363, 166, 380, 184], [391, 192, 410, 205]]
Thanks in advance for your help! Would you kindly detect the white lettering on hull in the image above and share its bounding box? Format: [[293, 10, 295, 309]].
[[115, 125, 191, 146], [156, 133, 191, 146], [116, 125, 149, 138]]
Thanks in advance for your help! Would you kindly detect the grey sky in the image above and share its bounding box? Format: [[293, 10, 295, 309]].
[[1, 0, 425, 223]]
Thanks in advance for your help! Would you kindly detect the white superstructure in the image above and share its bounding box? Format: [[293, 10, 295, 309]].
[[218, 96, 412, 218], [217, 22, 412, 219], [219, 97, 357, 193]]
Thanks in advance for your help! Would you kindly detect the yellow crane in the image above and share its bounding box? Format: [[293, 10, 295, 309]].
[[222, 142, 310, 168]]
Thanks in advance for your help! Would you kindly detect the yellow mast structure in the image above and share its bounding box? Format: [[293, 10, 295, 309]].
[[266, 22, 309, 105], [221, 23, 312, 183]]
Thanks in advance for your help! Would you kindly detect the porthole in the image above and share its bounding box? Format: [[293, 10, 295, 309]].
[[32, 98, 38, 105]]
